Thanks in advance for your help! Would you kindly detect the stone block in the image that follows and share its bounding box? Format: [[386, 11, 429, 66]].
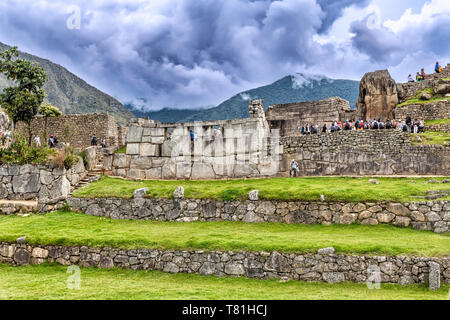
[[191, 163, 215, 180], [126, 143, 140, 155], [140, 143, 159, 157], [428, 262, 440, 290], [126, 126, 143, 143]]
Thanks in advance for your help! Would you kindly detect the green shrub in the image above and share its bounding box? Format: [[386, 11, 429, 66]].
[[77, 150, 88, 167], [0, 135, 55, 165]]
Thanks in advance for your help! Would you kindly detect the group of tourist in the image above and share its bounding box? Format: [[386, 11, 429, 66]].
[[300, 117, 426, 135], [407, 61, 443, 82], [91, 135, 107, 148], [300, 119, 400, 134]]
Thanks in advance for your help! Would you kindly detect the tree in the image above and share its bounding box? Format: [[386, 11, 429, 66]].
[[0, 47, 47, 145], [39, 103, 62, 145]]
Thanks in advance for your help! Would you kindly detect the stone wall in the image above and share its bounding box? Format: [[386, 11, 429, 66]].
[[280, 130, 450, 176], [67, 197, 450, 233], [16, 113, 121, 149], [425, 123, 450, 133], [0, 161, 85, 203], [1, 242, 448, 285], [394, 101, 450, 121], [105, 100, 282, 180], [266, 97, 355, 136]]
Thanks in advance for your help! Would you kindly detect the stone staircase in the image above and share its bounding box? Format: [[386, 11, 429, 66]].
[[69, 148, 105, 194]]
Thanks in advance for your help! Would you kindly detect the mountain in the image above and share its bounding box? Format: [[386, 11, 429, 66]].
[[125, 105, 204, 123], [0, 42, 135, 125], [127, 74, 360, 123]]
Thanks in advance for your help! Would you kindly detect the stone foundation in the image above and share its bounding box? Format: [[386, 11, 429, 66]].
[[0, 242, 448, 285], [0, 161, 85, 201], [67, 197, 450, 233]]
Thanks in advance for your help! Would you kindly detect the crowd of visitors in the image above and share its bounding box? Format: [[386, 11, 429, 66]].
[[300, 117, 426, 135]]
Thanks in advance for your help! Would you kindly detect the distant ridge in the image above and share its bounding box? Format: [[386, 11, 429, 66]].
[[127, 74, 359, 123], [0, 42, 135, 125]]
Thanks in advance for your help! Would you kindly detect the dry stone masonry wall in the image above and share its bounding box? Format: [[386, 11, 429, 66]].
[[68, 197, 450, 233], [394, 101, 450, 121], [280, 130, 450, 176], [15, 113, 123, 149], [0, 161, 86, 213], [105, 100, 282, 180], [266, 97, 356, 136], [1, 242, 448, 285]]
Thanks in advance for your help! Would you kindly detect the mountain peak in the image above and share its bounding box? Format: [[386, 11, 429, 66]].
[[290, 73, 334, 89]]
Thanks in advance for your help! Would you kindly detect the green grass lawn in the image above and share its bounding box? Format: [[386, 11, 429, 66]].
[[1, 212, 448, 256], [0, 264, 447, 300], [115, 146, 126, 154], [426, 118, 450, 125], [73, 176, 450, 202], [396, 90, 450, 107], [411, 132, 450, 146]]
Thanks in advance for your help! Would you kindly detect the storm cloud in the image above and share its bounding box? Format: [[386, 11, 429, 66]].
[[0, 0, 449, 110]]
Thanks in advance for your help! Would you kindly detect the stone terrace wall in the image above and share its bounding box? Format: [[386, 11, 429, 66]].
[[266, 97, 355, 136], [68, 197, 450, 233], [16, 113, 120, 149], [0, 161, 85, 203], [1, 242, 448, 285], [281, 130, 450, 176], [425, 123, 450, 133], [394, 101, 450, 121], [105, 100, 282, 180]]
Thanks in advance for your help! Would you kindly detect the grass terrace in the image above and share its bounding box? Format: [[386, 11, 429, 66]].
[[425, 118, 450, 125], [0, 264, 448, 300], [0, 212, 449, 256], [396, 87, 450, 107], [73, 176, 450, 202], [411, 131, 450, 146]]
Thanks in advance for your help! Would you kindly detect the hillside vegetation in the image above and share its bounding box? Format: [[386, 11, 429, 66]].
[[0, 42, 135, 125]]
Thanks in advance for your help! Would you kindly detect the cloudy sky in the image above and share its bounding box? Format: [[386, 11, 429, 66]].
[[0, 0, 449, 110]]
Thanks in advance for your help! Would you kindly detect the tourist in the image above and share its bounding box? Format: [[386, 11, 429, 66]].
[[34, 136, 41, 147], [435, 61, 442, 73], [91, 135, 98, 146], [407, 74, 414, 82], [301, 125, 305, 135], [406, 116, 412, 133], [420, 68, 426, 80], [322, 124, 327, 133], [378, 120, 385, 129], [418, 119, 425, 133], [385, 120, 392, 129], [101, 138, 106, 148], [289, 159, 299, 177], [416, 72, 422, 82], [413, 119, 418, 134], [330, 124, 335, 133], [49, 134, 55, 148]]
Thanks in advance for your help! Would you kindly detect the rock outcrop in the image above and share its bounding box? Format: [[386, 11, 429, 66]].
[[0, 109, 10, 132], [356, 70, 399, 121]]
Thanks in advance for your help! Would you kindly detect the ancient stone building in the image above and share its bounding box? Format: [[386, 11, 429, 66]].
[[104, 100, 282, 180], [15, 113, 126, 149], [356, 70, 399, 121], [266, 97, 356, 136]]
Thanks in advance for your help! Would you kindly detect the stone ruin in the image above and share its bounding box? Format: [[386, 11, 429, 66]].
[[357, 63, 450, 121], [104, 100, 282, 180], [266, 97, 356, 136]]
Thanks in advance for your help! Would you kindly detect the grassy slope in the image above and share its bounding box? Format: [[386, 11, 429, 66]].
[[426, 118, 450, 125], [1, 212, 448, 256], [73, 176, 450, 202], [411, 132, 450, 146], [0, 264, 447, 300]]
